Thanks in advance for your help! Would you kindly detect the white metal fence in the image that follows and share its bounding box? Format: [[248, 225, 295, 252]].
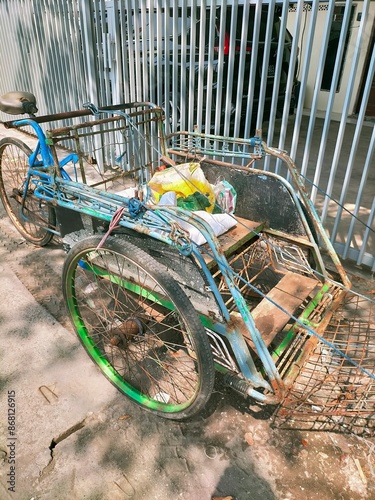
[[0, 0, 373, 269]]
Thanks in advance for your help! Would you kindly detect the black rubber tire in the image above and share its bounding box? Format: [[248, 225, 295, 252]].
[[0, 137, 55, 246], [62, 235, 215, 420]]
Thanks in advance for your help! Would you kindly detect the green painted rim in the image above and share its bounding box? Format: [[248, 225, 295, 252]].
[[66, 255, 201, 414]]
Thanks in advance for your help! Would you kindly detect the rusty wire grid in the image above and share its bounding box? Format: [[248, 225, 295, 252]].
[[211, 234, 316, 312], [273, 291, 375, 435]]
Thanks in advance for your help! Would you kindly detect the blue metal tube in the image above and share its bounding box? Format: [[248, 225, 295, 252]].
[[150, 205, 282, 390], [12, 118, 55, 167], [210, 322, 271, 391]]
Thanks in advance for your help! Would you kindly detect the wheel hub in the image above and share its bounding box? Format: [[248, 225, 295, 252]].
[[109, 317, 144, 346]]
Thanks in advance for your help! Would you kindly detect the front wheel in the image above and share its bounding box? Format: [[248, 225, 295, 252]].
[[0, 137, 55, 246], [62, 235, 215, 420]]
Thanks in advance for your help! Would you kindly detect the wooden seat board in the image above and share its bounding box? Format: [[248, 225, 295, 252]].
[[251, 271, 319, 347], [202, 216, 265, 269]]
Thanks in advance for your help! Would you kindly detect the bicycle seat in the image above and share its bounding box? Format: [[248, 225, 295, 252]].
[[0, 91, 38, 116]]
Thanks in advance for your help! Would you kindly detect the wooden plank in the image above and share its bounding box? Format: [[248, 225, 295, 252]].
[[203, 217, 265, 269], [251, 271, 319, 347]]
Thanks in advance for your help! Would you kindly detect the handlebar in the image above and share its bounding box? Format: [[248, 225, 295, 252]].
[[2, 99, 164, 129]]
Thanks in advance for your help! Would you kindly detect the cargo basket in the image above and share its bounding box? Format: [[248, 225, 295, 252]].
[[273, 290, 375, 436]]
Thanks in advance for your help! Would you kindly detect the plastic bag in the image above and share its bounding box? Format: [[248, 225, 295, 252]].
[[156, 191, 237, 245], [174, 211, 237, 245], [213, 179, 237, 214], [148, 162, 215, 212]]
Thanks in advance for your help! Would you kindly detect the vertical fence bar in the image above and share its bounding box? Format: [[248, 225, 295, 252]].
[[109, 0, 124, 105], [232, 0, 251, 139], [65, 0, 87, 108], [124, 0, 135, 101], [256, 0, 275, 130], [331, 42, 375, 243], [17, 0, 35, 92], [162, 1, 171, 129], [44, 0, 58, 108], [140, 1, 150, 103], [170, 0, 179, 131], [309, 1, 354, 203], [118, 0, 130, 102], [289, 0, 319, 165], [179, 0, 188, 132], [299, 1, 334, 191], [213, 0, 227, 136], [264, 0, 289, 167], [204, 0, 217, 134], [147, 0, 156, 105], [79, 0, 99, 105], [155, 0, 164, 111], [343, 125, 375, 260], [243, 0, 261, 138], [321, 0, 372, 226], [79, 0, 104, 169], [24, 0, 45, 99], [187, 0, 197, 132], [196, 0, 207, 132], [274, 0, 304, 175]]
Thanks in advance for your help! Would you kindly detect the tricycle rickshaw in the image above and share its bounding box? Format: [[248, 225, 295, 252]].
[[0, 91, 373, 433]]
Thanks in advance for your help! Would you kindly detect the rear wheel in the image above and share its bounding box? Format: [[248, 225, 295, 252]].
[[62, 235, 215, 419], [0, 137, 55, 245]]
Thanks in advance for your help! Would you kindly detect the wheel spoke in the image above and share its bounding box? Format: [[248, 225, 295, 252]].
[[63, 236, 215, 419], [0, 139, 55, 245]]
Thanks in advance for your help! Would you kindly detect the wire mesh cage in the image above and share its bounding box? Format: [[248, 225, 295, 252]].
[[44, 103, 167, 187], [273, 290, 375, 436]]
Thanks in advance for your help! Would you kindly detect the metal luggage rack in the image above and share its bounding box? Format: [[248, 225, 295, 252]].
[[166, 130, 264, 165]]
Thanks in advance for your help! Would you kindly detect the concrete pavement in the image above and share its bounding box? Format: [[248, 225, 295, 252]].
[[0, 260, 120, 498]]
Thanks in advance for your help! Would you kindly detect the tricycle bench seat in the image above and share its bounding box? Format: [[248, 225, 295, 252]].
[[231, 270, 320, 355], [202, 217, 265, 269], [251, 271, 320, 347]]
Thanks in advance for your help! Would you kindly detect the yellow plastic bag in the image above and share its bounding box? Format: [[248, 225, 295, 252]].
[[148, 162, 215, 212]]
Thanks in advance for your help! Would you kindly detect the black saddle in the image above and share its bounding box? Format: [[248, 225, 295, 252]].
[[0, 91, 38, 116]]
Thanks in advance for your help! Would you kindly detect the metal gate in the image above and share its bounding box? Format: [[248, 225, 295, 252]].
[[0, 0, 373, 269]]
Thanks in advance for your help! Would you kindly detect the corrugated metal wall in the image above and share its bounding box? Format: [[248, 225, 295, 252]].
[[0, 0, 373, 269], [0, 0, 88, 115]]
